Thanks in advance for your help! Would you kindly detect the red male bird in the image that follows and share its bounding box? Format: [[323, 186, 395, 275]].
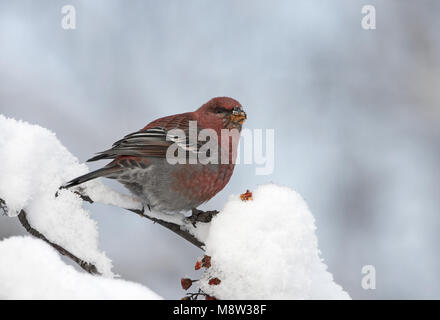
[[62, 97, 247, 213]]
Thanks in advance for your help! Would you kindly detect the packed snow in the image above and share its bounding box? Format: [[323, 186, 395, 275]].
[[0, 115, 112, 275], [0, 236, 161, 299], [199, 184, 350, 299]]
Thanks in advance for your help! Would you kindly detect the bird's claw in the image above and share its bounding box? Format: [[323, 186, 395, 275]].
[[187, 208, 219, 227], [142, 204, 151, 214]]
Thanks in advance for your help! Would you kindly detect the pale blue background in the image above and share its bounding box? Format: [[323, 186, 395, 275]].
[[1, 0, 439, 299]]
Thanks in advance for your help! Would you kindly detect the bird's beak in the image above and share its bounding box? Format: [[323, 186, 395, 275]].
[[230, 107, 247, 125]]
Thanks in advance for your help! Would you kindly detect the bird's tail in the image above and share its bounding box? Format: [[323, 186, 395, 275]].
[[61, 167, 117, 189]]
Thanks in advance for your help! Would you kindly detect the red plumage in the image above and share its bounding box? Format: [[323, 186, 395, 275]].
[[63, 97, 247, 213]]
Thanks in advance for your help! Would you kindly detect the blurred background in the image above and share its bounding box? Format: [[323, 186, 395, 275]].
[[1, 0, 439, 299]]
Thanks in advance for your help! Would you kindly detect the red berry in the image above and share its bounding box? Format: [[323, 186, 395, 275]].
[[202, 255, 211, 268], [240, 190, 253, 201], [181, 278, 193, 290], [208, 277, 221, 285]]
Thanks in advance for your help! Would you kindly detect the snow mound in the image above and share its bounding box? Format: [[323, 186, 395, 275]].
[[200, 184, 350, 299], [0, 236, 161, 299], [0, 115, 112, 276]]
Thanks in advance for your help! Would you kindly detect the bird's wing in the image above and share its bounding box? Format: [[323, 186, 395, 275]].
[[87, 125, 201, 162]]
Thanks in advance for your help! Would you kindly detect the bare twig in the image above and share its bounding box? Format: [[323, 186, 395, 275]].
[[184, 288, 209, 300], [131, 208, 206, 250]]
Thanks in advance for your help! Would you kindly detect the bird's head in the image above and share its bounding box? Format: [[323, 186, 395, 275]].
[[196, 97, 247, 131]]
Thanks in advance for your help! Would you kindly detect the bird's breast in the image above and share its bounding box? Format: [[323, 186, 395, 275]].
[[171, 163, 235, 203]]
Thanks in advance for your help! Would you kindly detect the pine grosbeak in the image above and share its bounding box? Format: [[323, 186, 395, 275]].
[[62, 97, 246, 213]]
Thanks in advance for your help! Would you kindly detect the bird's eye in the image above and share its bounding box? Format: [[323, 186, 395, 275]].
[[214, 108, 225, 114]]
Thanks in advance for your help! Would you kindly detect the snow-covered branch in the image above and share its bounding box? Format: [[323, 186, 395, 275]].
[[0, 115, 350, 299], [0, 114, 213, 277], [2, 197, 98, 274], [72, 186, 216, 250], [0, 115, 113, 276], [17, 208, 99, 274]]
